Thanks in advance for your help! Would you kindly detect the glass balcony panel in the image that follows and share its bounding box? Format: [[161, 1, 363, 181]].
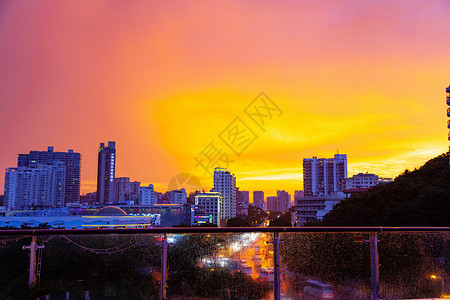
[[0, 230, 448, 299]]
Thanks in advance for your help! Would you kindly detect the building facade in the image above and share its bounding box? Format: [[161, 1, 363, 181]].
[[97, 141, 116, 204], [17, 146, 81, 204], [276, 190, 291, 213], [344, 173, 379, 189], [236, 189, 249, 217], [303, 154, 347, 197], [113, 177, 140, 204], [4, 163, 66, 210], [139, 184, 156, 206], [266, 196, 278, 212], [253, 191, 265, 211], [213, 167, 236, 219], [167, 189, 187, 204], [195, 192, 222, 225], [295, 196, 344, 226]]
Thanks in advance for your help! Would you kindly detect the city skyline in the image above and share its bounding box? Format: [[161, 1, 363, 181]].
[[1, 1, 450, 198], [0, 142, 400, 205]]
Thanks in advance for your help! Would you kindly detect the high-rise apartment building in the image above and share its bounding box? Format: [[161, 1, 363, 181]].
[[236, 188, 249, 217], [266, 196, 277, 212], [97, 141, 116, 204], [4, 163, 66, 210], [303, 154, 347, 197], [253, 191, 265, 211], [213, 167, 236, 219], [17, 146, 81, 204], [277, 190, 291, 213]]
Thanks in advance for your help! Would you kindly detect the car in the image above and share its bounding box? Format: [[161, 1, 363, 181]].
[[303, 280, 333, 299], [240, 264, 252, 275]]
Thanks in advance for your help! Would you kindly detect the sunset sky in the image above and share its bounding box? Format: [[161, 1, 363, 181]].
[[1, 1, 450, 201]]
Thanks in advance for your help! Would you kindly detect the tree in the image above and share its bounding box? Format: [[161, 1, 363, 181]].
[[247, 206, 267, 226], [226, 217, 251, 227]]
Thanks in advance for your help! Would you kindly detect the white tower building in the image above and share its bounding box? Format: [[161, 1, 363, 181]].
[[213, 167, 236, 219], [303, 153, 347, 197]]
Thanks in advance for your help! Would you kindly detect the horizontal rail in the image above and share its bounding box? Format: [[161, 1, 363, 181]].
[[0, 226, 449, 236]]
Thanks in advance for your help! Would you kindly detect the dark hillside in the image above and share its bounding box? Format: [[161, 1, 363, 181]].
[[321, 153, 450, 226]]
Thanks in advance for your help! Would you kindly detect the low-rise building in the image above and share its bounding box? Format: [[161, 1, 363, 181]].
[[0, 204, 196, 228], [195, 192, 222, 225], [295, 196, 344, 226]]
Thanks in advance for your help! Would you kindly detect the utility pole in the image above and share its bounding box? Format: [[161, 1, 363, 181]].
[[22, 236, 45, 287], [369, 233, 380, 300]]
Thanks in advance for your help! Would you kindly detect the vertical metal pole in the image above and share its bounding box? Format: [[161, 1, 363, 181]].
[[22, 235, 37, 287], [273, 232, 281, 300], [29, 235, 37, 287], [370, 233, 380, 300], [160, 233, 168, 300]]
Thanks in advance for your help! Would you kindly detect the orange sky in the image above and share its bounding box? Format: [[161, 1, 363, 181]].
[[1, 1, 450, 201]]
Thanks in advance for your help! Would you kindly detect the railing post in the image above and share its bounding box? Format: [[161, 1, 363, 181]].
[[272, 232, 282, 300], [160, 233, 168, 300], [370, 232, 380, 300]]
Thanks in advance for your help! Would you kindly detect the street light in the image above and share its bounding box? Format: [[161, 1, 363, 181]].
[[430, 274, 445, 296]]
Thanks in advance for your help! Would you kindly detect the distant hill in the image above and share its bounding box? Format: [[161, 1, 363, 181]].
[[321, 153, 450, 226]]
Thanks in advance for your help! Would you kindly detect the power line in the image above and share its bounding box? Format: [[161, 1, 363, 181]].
[[61, 235, 138, 254]]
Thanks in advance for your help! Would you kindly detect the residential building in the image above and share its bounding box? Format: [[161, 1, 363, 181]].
[[17, 146, 81, 204], [294, 190, 304, 206], [277, 190, 291, 213], [114, 177, 140, 204], [253, 191, 265, 211], [213, 168, 236, 219], [195, 192, 222, 225], [303, 154, 347, 197], [266, 196, 278, 212], [97, 141, 116, 204], [236, 188, 249, 217], [4, 163, 66, 210], [343, 173, 393, 197], [294, 190, 304, 199], [344, 173, 379, 189], [140, 184, 156, 206], [167, 188, 187, 204]]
